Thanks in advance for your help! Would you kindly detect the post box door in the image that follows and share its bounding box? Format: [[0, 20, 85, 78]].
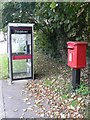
[[77, 44, 87, 68]]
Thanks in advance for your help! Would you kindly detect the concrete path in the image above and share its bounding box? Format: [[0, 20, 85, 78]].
[[0, 80, 40, 119], [0, 80, 5, 119]]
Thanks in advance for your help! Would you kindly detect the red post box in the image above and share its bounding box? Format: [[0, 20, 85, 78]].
[[67, 42, 88, 69]]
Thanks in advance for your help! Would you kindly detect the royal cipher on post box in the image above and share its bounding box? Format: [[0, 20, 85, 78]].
[[67, 42, 88, 69]]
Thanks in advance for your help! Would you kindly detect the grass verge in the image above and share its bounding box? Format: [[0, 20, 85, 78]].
[[0, 54, 8, 79]]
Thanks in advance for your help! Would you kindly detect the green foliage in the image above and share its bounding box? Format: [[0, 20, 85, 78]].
[[0, 54, 8, 79], [35, 2, 90, 59], [44, 79, 52, 87], [61, 94, 68, 100], [87, 46, 90, 58], [2, 2, 36, 26], [2, 2, 90, 59], [0, 2, 4, 29], [50, 2, 57, 9], [76, 83, 90, 95], [70, 100, 78, 107], [35, 31, 48, 53]]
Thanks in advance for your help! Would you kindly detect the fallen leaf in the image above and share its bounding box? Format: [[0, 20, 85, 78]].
[[28, 107, 33, 111], [26, 102, 31, 105], [8, 96, 13, 99], [13, 109, 18, 112], [40, 113, 44, 117], [20, 116, 24, 118], [23, 97, 29, 102], [60, 113, 66, 118], [78, 97, 82, 101], [35, 99, 42, 104], [23, 109, 27, 112]]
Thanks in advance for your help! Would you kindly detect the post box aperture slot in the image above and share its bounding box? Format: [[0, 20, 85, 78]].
[[67, 46, 74, 49]]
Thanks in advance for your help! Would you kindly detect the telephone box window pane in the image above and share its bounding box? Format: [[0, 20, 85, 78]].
[[13, 60, 32, 79], [11, 34, 31, 54]]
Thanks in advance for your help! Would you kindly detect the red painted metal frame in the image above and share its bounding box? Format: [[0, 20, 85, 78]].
[[12, 55, 32, 60]]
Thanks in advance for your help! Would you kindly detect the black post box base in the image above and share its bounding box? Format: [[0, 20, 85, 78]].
[[72, 69, 80, 89]]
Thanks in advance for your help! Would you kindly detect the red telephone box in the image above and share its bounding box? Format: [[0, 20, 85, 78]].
[[67, 42, 88, 69]]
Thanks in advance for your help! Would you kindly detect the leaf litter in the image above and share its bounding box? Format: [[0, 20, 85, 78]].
[[22, 52, 89, 118]]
